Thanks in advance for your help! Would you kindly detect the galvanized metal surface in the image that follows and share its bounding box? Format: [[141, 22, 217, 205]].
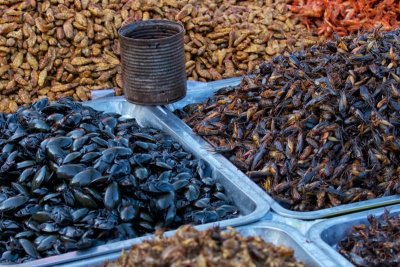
[[166, 76, 243, 111], [0, 98, 269, 267], [262, 211, 323, 236], [307, 204, 400, 267], [58, 221, 337, 267], [164, 77, 400, 220], [119, 20, 186, 105]]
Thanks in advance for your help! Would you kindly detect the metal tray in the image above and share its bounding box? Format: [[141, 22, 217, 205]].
[[1, 97, 269, 267], [57, 221, 337, 267], [164, 78, 400, 220], [307, 204, 400, 267]]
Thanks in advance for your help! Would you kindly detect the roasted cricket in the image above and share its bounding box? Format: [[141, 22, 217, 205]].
[[338, 210, 400, 267], [177, 29, 400, 211], [106, 225, 305, 267]]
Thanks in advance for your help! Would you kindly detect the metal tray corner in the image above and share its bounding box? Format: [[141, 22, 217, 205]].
[[236, 221, 338, 267], [1, 96, 270, 267], [307, 204, 400, 267], [163, 78, 400, 220], [58, 220, 338, 267]]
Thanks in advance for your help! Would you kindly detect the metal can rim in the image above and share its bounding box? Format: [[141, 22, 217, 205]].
[[118, 19, 185, 43]]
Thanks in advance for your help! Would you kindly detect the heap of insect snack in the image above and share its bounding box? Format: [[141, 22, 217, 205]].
[[105, 225, 305, 267], [338, 210, 400, 267], [290, 0, 400, 38], [176, 29, 400, 211], [0, 0, 317, 112], [0, 98, 239, 263]]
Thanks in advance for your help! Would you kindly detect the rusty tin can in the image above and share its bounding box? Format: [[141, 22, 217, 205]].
[[118, 20, 186, 105]]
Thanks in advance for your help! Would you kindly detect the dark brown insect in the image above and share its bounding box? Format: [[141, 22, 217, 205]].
[[176, 29, 400, 211], [338, 210, 400, 267], [105, 225, 305, 267]]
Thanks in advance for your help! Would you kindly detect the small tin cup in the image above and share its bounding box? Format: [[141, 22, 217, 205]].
[[118, 20, 186, 105]]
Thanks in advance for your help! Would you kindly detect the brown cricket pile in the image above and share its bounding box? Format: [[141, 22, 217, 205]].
[[176, 29, 400, 211], [0, 0, 317, 112], [338, 211, 400, 267], [105, 225, 305, 267]]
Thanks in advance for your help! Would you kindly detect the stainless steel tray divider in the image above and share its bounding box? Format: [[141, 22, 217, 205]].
[[0, 97, 269, 267], [307, 205, 400, 267], [59, 221, 338, 267], [163, 77, 400, 220]]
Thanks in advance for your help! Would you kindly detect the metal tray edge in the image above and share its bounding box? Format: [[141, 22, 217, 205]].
[[58, 220, 338, 267], [237, 221, 338, 267], [0, 97, 270, 267], [147, 104, 271, 227], [163, 78, 400, 219], [307, 204, 400, 267]]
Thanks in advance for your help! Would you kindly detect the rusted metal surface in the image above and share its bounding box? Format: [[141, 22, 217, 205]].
[[119, 20, 186, 105]]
